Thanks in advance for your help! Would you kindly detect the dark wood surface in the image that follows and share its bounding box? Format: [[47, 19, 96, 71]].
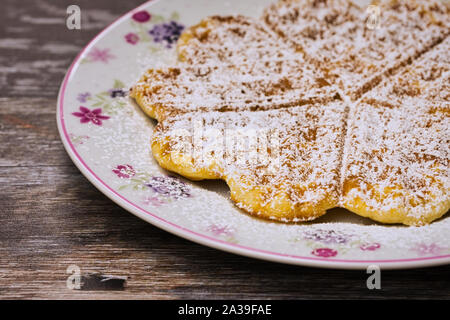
[[1, 0, 449, 300]]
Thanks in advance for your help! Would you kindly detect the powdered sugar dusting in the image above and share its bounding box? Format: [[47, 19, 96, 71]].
[[342, 99, 449, 223], [364, 36, 450, 106], [61, 0, 450, 265], [340, 36, 450, 224], [154, 103, 347, 211], [130, 15, 340, 117], [130, 0, 449, 225], [263, 0, 450, 98]]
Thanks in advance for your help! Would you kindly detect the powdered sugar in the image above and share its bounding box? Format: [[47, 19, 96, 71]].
[[363, 37, 450, 106], [341, 99, 449, 223], [130, 15, 340, 117], [154, 103, 347, 210], [130, 0, 450, 225], [263, 0, 450, 98]]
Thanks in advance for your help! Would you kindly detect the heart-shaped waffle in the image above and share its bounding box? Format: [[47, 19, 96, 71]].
[[130, 0, 450, 226]]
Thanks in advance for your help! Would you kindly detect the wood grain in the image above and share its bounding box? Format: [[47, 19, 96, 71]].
[[0, 0, 449, 300]]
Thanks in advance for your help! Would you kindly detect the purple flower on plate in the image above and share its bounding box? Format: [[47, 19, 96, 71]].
[[360, 243, 381, 251], [109, 88, 127, 98], [112, 164, 136, 179], [132, 10, 151, 23], [311, 248, 338, 258], [149, 21, 185, 48], [87, 48, 115, 63], [303, 229, 350, 245], [72, 106, 110, 126], [77, 92, 91, 103], [146, 176, 190, 199], [125, 32, 139, 45]]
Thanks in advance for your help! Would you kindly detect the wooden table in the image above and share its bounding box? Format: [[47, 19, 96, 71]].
[[1, 0, 449, 300]]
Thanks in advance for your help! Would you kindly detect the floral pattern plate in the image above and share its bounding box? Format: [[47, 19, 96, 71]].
[[57, 0, 450, 269]]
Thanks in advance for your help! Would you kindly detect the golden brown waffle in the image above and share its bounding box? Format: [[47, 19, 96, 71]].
[[152, 103, 347, 221], [363, 37, 450, 106], [130, 16, 341, 122], [130, 0, 450, 226], [341, 37, 450, 225], [341, 100, 449, 225], [263, 0, 450, 99]]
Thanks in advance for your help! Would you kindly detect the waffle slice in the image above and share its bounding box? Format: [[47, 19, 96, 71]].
[[363, 37, 450, 106], [341, 99, 449, 226], [151, 102, 347, 221], [176, 15, 296, 65], [130, 16, 340, 121], [341, 37, 450, 226], [263, 0, 450, 99]]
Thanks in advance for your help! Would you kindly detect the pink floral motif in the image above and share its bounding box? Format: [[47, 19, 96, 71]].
[[360, 243, 381, 251], [411, 243, 443, 256], [132, 10, 151, 23], [207, 224, 233, 237], [142, 195, 165, 207], [87, 48, 115, 63], [72, 106, 110, 125], [125, 32, 139, 45], [311, 248, 338, 258], [112, 164, 136, 179]]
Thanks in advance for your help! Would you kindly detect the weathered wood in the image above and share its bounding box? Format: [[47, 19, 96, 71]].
[[0, 0, 144, 98], [0, 98, 67, 167], [0, 0, 449, 300], [1, 164, 449, 299]]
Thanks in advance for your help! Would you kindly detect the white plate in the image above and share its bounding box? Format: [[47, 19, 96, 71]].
[[57, 0, 450, 269]]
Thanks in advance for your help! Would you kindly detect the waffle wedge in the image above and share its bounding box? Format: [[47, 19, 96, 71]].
[[341, 37, 450, 226], [263, 0, 450, 99], [130, 15, 340, 122], [151, 102, 347, 221]]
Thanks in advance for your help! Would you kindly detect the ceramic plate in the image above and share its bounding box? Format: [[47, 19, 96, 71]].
[[57, 0, 450, 269]]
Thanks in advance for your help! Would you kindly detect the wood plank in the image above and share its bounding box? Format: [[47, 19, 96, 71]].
[[1, 164, 450, 299], [0, 98, 69, 167], [0, 0, 143, 98]]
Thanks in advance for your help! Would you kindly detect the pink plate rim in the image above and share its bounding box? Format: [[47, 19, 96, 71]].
[[56, 0, 450, 270]]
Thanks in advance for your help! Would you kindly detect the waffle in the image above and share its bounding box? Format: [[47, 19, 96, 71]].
[[130, 16, 340, 122], [263, 0, 450, 99], [341, 37, 450, 225], [363, 37, 450, 106], [152, 102, 347, 221], [131, 0, 450, 225]]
